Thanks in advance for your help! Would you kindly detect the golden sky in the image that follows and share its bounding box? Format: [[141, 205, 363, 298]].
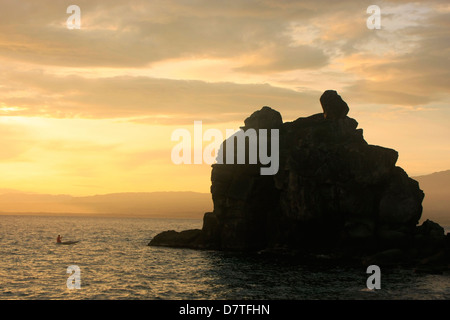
[[0, 0, 449, 196]]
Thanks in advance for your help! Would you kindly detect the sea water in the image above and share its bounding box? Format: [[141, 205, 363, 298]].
[[0, 215, 449, 300]]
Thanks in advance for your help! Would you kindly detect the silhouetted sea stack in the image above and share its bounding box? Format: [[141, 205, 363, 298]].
[[149, 90, 449, 272]]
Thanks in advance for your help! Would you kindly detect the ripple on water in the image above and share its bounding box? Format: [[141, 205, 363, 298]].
[[1, 215, 450, 300]]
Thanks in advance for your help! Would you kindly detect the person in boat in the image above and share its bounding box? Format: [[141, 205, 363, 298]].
[[57, 235, 62, 243]]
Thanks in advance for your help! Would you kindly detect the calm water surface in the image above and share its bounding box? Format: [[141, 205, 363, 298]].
[[0, 215, 449, 300]]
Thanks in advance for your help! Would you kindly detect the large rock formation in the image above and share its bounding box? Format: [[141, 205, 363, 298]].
[[150, 90, 449, 270]]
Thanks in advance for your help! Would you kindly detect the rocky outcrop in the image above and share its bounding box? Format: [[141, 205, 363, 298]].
[[149, 90, 449, 271], [320, 90, 349, 119], [150, 229, 204, 249]]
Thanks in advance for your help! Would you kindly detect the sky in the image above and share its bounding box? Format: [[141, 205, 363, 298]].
[[0, 0, 448, 196]]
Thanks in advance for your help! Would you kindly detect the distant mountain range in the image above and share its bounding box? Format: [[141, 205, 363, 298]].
[[0, 170, 448, 224], [0, 191, 212, 219], [413, 170, 450, 225]]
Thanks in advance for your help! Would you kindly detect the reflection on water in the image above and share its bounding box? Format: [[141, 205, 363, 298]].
[[0, 215, 449, 300]]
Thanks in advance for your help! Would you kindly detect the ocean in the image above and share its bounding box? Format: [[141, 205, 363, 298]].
[[0, 215, 449, 300]]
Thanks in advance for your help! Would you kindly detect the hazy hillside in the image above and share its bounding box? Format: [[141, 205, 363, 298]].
[[0, 170, 448, 224], [0, 191, 212, 219], [413, 170, 450, 226]]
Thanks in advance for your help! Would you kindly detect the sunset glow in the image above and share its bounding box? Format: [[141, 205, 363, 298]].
[[0, 0, 449, 196]]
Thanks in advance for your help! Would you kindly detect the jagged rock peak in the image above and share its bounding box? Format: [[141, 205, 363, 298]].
[[243, 106, 283, 130], [320, 90, 349, 120]]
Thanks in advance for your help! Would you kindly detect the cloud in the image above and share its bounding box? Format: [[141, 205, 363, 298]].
[[0, 1, 448, 118], [0, 0, 331, 70], [342, 79, 434, 106], [0, 69, 321, 122], [334, 6, 450, 107], [234, 45, 329, 73]]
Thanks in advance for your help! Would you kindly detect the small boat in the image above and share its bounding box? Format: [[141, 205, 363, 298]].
[[57, 241, 80, 245]]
